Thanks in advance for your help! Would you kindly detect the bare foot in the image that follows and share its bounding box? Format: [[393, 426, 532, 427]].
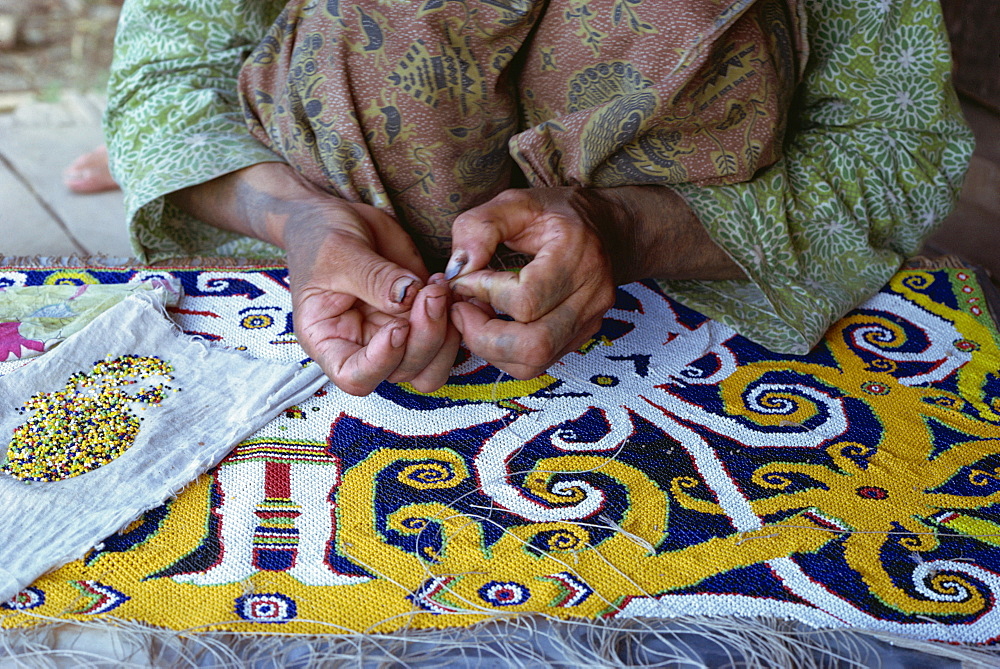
[[63, 145, 119, 194]]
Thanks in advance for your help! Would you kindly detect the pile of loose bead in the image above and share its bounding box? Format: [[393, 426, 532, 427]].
[[3, 354, 178, 482]]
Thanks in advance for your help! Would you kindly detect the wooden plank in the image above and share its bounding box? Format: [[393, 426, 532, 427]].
[[962, 99, 1000, 168], [0, 93, 132, 257], [927, 199, 1000, 284], [0, 157, 82, 256], [943, 0, 1000, 113]]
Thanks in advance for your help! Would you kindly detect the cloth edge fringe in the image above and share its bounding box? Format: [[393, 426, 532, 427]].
[[2, 613, 999, 668]]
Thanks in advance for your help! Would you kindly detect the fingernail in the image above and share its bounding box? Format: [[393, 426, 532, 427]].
[[390, 324, 408, 348], [445, 253, 467, 280], [391, 277, 416, 304], [426, 293, 446, 320]]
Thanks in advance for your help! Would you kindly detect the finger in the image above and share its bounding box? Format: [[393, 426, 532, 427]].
[[459, 295, 497, 319], [321, 319, 410, 396], [451, 300, 603, 379], [406, 323, 462, 393], [451, 216, 611, 323], [446, 192, 539, 280], [449, 267, 521, 313], [386, 282, 452, 382], [317, 232, 424, 315], [356, 202, 429, 279], [293, 289, 410, 395]]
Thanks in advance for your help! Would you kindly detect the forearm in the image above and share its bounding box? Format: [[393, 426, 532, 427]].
[[591, 185, 746, 285], [168, 163, 742, 287], [104, 0, 289, 262], [166, 163, 334, 250]]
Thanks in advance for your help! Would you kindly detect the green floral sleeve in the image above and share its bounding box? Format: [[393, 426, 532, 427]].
[[664, 0, 974, 354], [103, 0, 289, 262]]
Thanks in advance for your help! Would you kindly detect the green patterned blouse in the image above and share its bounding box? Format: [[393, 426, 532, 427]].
[[104, 0, 973, 355]]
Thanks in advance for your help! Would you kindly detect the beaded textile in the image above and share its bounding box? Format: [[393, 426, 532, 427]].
[[2, 265, 1000, 645]]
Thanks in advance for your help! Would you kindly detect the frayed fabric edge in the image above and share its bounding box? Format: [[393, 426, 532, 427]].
[[0, 253, 965, 271], [0, 252, 967, 271], [2, 612, 999, 669], [0, 256, 143, 269], [904, 254, 972, 271]]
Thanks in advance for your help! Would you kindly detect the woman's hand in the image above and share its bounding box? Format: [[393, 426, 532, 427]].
[[168, 163, 460, 396], [446, 186, 743, 380], [283, 201, 461, 395], [446, 188, 617, 380]]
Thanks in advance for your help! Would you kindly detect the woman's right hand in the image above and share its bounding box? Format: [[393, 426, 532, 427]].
[[168, 163, 460, 395], [283, 199, 461, 395]]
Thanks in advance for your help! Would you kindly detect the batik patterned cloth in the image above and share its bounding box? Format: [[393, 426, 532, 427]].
[[238, 0, 804, 257], [2, 264, 1000, 645], [104, 0, 973, 355]]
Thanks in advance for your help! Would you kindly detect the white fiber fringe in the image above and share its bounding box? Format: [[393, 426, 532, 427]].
[[2, 613, 998, 668]]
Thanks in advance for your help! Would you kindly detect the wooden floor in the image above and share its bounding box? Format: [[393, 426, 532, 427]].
[[1, 91, 998, 283]]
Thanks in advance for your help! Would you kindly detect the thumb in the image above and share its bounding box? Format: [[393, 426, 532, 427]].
[[328, 235, 424, 314], [445, 200, 519, 281]]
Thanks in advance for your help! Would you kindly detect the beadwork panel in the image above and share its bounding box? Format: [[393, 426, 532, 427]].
[[2, 266, 1000, 644]]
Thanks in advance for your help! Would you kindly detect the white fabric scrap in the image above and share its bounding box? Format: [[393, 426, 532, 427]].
[[0, 292, 326, 602]]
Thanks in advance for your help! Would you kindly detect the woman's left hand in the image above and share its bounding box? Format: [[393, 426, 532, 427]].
[[446, 186, 743, 380], [446, 187, 620, 380]]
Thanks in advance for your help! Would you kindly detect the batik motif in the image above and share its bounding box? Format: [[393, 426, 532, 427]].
[[105, 0, 972, 356], [238, 0, 803, 259]]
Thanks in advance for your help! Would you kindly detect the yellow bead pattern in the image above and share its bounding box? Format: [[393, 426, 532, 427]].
[[3, 355, 177, 482]]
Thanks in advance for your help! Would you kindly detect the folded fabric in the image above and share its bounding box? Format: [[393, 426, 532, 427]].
[[0, 280, 182, 362], [0, 292, 326, 602]]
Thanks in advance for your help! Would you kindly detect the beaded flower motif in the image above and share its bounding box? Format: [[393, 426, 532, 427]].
[[2, 355, 177, 482]]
